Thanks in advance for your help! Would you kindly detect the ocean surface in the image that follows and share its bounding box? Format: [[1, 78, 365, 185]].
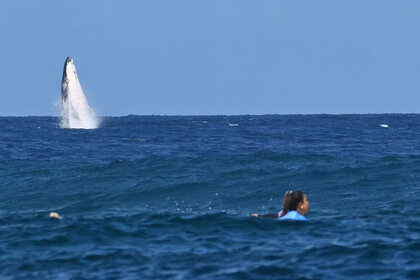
[[1, 114, 420, 279]]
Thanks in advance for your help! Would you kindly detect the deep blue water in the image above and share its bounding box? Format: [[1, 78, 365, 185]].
[[1, 115, 420, 279]]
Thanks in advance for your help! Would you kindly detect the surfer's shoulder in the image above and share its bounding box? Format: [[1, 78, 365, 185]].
[[277, 210, 307, 221]]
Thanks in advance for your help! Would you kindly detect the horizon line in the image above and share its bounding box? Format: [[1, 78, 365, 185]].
[[0, 112, 419, 118]]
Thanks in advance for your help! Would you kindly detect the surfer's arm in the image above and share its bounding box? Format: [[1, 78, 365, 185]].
[[251, 213, 278, 218]]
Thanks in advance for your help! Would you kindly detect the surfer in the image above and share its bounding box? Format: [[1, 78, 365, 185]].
[[252, 190, 309, 221]]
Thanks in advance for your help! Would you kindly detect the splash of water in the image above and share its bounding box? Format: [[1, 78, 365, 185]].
[[60, 57, 99, 129]]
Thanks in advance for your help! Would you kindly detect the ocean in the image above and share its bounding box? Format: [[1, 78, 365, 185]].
[[1, 114, 419, 279]]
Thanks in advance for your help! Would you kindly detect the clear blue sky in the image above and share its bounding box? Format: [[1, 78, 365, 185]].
[[1, 1, 419, 116]]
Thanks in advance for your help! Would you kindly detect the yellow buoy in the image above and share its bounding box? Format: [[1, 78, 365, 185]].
[[49, 212, 62, 219]]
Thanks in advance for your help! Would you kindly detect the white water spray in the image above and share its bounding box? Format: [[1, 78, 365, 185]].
[[60, 57, 98, 129]]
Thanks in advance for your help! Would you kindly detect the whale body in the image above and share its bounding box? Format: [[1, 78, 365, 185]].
[[61, 57, 98, 129]]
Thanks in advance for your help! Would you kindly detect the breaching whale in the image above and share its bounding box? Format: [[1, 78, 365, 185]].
[[60, 57, 98, 129]]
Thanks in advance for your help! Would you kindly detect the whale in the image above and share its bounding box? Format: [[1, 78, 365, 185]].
[[60, 57, 98, 129]]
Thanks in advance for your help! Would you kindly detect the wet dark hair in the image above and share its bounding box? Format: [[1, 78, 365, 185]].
[[280, 190, 305, 217]]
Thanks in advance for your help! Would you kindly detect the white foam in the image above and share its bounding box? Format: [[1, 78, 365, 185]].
[[380, 124, 389, 128], [228, 123, 239, 127], [60, 59, 98, 129]]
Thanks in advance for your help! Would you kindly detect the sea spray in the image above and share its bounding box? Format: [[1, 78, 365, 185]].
[[60, 57, 98, 129]]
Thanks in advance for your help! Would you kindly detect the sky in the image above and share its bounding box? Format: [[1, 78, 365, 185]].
[[0, 1, 420, 116]]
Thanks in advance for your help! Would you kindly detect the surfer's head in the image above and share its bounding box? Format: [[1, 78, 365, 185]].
[[280, 190, 309, 217]]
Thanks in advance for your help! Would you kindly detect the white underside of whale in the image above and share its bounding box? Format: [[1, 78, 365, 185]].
[[61, 59, 98, 129]]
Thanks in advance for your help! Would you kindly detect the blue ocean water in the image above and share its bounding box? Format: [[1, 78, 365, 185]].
[[1, 114, 420, 279]]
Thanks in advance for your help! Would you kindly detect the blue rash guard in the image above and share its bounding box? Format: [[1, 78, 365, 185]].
[[278, 210, 307, 221]]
